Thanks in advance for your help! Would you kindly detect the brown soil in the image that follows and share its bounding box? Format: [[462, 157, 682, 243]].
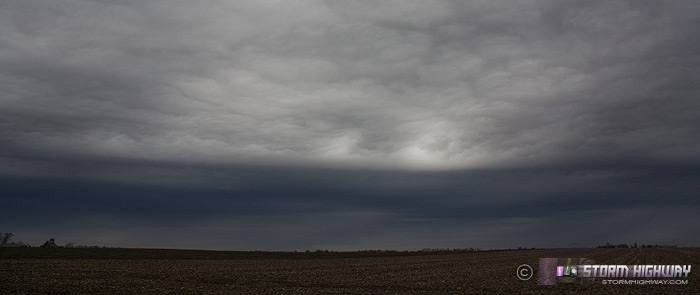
[[1, 248, 698, 294]]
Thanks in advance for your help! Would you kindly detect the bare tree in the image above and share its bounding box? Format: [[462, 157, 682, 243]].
[[0, 232, 13, 244]]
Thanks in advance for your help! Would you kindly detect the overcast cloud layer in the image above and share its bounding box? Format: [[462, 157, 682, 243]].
[[1, 1, 699, 249]]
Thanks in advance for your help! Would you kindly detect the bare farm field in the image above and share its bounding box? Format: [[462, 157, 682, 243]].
[[1, 248, 699, 294]]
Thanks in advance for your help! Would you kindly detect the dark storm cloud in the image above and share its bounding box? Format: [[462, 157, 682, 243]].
[[2, 163, 698, 249], [1, 1, 699, 249]]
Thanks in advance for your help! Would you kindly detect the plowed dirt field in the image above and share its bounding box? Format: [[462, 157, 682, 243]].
[[1, 248, 698, 294]]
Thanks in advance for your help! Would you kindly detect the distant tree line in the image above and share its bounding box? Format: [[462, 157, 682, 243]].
[[65, 243, 108, 249], [296, 248, 485, 253], [0, 232, 108, 248], [420, 248, 482, 252], [597, 242, 677, 248], [0, 232, 30, 247]]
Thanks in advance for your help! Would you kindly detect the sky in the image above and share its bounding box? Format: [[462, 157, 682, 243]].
[[1, 0, 699, 250]]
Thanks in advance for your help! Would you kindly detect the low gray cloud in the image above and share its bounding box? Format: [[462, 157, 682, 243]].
[[3, 0, 699, 170], [1, 1, 699, 249]]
